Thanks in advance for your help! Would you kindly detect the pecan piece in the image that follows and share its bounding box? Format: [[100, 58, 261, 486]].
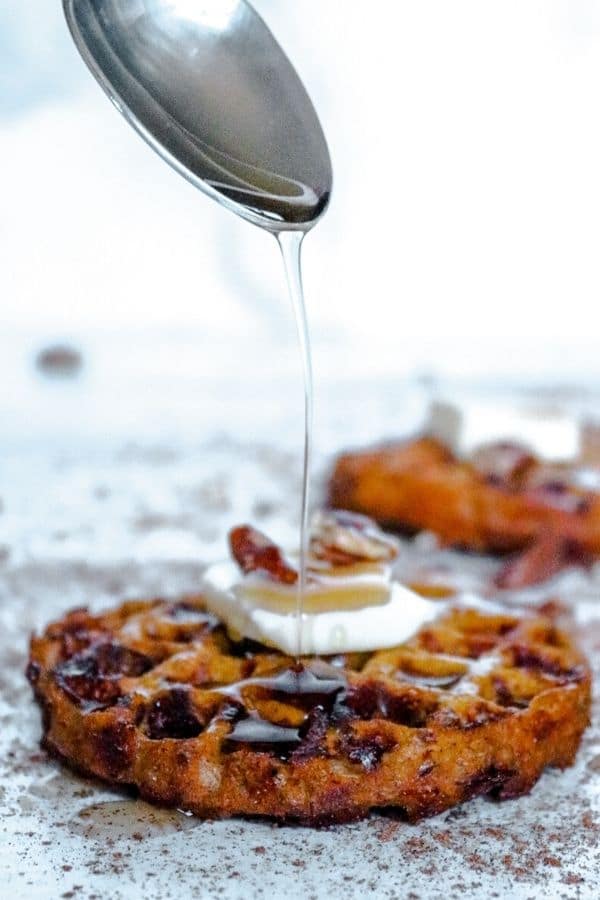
[[229, 525, 297, 585], [310, 510, 399, 565], [495, 531, 591, 589]]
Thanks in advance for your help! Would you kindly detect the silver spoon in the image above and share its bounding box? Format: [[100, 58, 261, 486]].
[[63, 0, 332, 231], [63, 0, 332, 656]]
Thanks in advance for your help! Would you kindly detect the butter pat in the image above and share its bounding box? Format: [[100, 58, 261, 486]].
[[201, 561, 442, 656], [427, 399, 581, 462], [239, 562, 392, 613]]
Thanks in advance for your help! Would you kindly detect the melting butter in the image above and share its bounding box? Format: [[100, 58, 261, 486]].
[[241, 561, 392, 613], [201, 560, 445, 656]]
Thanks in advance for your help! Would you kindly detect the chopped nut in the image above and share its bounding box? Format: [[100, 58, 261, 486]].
[[311, 510, 399, 565], [229, 525, 297, 585]]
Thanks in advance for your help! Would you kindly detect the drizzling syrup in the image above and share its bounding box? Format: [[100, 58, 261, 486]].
[[221, 662, 347, 758], [224, 716, 302, 756], [218, 662, 347, 707], [277, 230, 313, 657]]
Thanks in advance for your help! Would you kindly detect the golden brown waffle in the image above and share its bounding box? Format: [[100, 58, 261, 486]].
[[27, 597, 590, 825], [328, 437, 600, 558]]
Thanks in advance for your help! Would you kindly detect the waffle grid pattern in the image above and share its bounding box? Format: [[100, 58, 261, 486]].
[[27, 597, 591, 824]]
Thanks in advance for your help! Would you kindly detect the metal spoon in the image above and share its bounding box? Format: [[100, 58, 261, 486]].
[[63, 0, 332, 231]]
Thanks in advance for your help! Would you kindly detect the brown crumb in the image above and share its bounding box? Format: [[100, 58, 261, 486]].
[[35, 344, 83, 378]]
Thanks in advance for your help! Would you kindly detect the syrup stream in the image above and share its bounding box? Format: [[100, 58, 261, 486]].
[[277, 230, 313, 658]]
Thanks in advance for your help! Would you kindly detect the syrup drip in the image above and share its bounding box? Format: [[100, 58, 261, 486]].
[[217, 661, 347, 707], [220, 662, 347, 757], [224, 716, 302, 756], [218, 641, 516, 756], [277, 230, 313, 658]]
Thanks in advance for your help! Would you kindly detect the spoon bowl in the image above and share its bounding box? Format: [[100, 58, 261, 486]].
[[64, 0, 332, 230]]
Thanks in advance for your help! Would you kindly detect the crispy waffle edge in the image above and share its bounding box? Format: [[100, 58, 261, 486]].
[[26, 597, 592, 825]]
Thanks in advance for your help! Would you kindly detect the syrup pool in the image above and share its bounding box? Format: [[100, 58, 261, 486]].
[[220, 662, 347, 758]]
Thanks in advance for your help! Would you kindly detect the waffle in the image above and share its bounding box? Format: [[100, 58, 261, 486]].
[[27, 596, 590, 824], [328, 437, 600, 555]]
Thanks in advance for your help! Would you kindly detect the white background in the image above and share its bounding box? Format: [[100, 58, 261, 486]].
[[3, 0, 600, 391]]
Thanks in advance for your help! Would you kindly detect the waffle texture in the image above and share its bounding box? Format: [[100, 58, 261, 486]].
[[328, 437, 600, 553], [27, 596, 591, 824]]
